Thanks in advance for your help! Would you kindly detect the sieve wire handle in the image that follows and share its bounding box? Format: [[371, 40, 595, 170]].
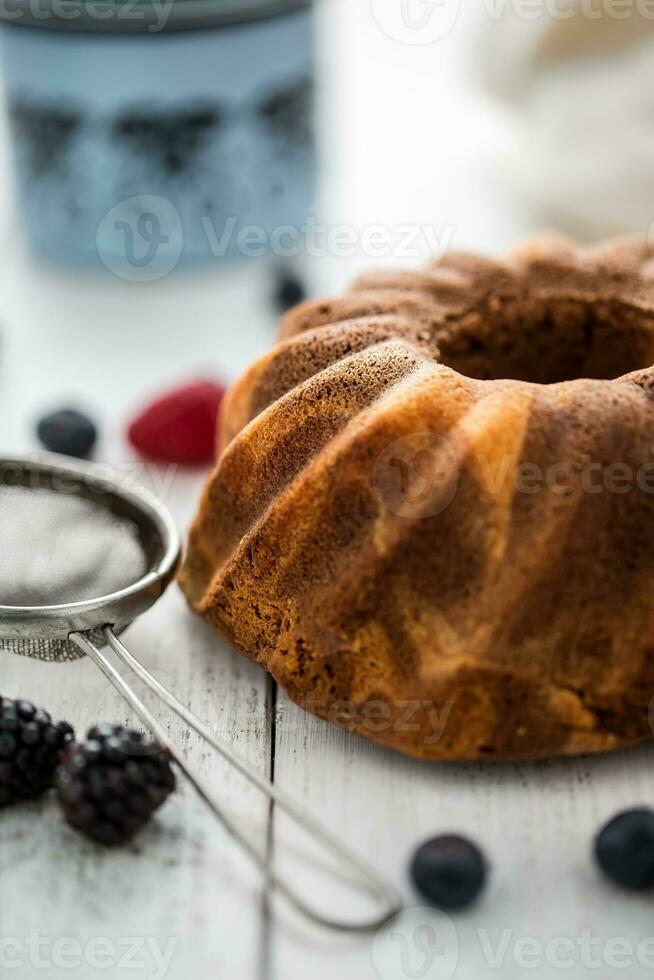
[[69, 628, 402, 934]]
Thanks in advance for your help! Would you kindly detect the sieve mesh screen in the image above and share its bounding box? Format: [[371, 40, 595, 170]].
[[0, 484, 149, 607], [0, 470, 169, 664]]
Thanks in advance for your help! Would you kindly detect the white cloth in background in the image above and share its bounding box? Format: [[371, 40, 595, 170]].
[[478, 6, 654, 239]]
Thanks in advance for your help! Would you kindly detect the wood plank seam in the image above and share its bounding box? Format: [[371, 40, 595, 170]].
[[258, 674, 278, 980]]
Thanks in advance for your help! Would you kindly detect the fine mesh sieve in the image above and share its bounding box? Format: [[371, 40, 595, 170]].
[[1, 486, 148, 608], [0, 456, 176, 663], [0, 453, 400, 932]]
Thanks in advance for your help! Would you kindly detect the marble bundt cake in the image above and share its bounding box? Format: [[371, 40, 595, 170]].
[[180, 235, 654, 761]]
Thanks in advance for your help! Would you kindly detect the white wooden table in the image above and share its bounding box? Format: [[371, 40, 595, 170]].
[[2, 3, 654, 978]]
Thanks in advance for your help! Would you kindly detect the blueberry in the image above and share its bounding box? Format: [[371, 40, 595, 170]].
[[410, 834, 487, 910], [274, 269, 305, 313], [595, 808, 654, 890], [36, 409, 97, 458]]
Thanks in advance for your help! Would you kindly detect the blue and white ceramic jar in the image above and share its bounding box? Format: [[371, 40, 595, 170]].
[[0, 0, 316, 275]]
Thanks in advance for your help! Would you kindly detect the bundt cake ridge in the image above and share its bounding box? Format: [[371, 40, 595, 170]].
[[180, 235, 654, 762]]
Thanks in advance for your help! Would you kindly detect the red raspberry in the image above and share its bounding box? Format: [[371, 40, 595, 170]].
[[128, 380, 225, 465]]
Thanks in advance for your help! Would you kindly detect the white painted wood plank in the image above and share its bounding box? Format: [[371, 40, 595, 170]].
[[0, 241, 277, 979], [1, 586, 274, 980], [268, 694, 654, 980]]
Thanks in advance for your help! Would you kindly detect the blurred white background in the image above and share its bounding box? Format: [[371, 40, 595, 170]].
[[0, 0, 525, 463]]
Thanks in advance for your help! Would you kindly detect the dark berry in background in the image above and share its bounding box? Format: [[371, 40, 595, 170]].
[[595, 808, 654, 890], [0, 697, 74, 806], [411, 834, 487, 910], [36, 408, 97, 459], [274, 268, 306, 313], [56, 724, 175, 846], [128, 380, 224, 466]]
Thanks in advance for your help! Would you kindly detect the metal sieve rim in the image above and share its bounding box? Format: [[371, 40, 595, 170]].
[[0, 452, 181, 641]]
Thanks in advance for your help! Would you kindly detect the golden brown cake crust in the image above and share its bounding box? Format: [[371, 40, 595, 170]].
[[180, 235, 654, 762]]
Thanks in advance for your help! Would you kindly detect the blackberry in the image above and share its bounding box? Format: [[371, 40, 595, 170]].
[[56, 724, 175, 846], [410, 834, 487, 910], [0, 697, 74, 806]]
